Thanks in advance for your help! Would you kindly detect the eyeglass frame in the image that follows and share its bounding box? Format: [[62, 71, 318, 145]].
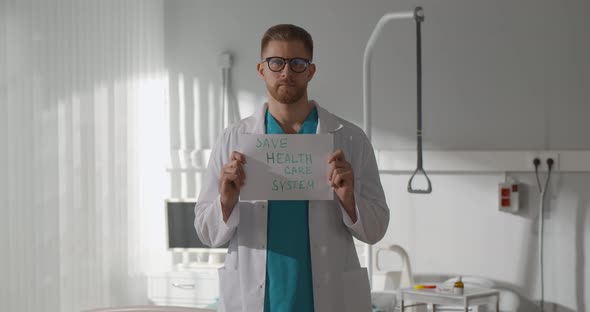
[[260, 56, 313, 73]]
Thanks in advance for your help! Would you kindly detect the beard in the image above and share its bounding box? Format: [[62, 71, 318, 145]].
[[267, 80, 307, 105]]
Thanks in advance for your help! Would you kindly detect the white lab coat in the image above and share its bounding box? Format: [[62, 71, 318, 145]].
[[195, 101, 389, 312]]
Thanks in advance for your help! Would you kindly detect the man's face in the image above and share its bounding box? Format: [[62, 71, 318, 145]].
[[257, 40, 316, 105]]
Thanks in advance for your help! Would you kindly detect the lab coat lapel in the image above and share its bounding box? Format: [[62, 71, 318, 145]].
[[241, 102, 267, 135], [314, 101, 344, 134]]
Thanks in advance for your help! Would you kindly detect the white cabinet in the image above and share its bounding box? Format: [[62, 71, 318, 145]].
[[147, 269, 220, 308]]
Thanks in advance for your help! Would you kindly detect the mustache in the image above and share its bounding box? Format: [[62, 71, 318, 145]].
[[277, 80, 296, 86]]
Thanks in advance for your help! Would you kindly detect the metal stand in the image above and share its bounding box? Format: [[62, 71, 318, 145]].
[[398, 287, 500, 312]]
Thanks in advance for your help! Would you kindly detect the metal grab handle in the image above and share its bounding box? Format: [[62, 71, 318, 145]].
[[408, 167, 432, 194], [408, 7, 432, 194], [172, 283, 195, 289]]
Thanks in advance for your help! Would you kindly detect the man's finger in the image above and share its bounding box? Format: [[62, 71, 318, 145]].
[[227, 166, 244, 186], [340, 171, 352, 185], [231, 151, 247, 164], [238, 164, 246, 185], [330, 174, 336, 187], [328, 161, 338, 180], [224, 166, 239, 175], [332, 171, 353, 188], [330, 160, 350, 169], [328, 149, 345, 163], [222, 173, 240, 184], [330, 166, 350, 181], [332, 174, 343, 188], [223, 160, 239, 170], [328, 165, 339, 182]]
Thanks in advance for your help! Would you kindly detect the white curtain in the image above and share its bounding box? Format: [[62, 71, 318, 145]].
[[0, 1, 169, 311]]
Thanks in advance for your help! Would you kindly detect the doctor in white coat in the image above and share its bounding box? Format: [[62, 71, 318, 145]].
[[195, 24, 389, 312]]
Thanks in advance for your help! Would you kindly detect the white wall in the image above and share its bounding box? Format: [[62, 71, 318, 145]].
[[163, 0, 589, 311]]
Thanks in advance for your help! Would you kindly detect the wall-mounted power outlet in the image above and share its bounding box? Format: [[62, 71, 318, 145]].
[[526, 152, 560, 171], [526, 151, 561, 205]]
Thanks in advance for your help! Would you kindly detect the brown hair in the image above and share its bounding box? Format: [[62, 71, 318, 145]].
[[260, 24, 314, 60]]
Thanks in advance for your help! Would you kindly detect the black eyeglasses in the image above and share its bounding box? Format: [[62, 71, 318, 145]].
[[261, 57, 312, 73]]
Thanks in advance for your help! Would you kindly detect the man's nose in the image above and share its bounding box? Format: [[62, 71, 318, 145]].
[[280, 63, 293, 75]]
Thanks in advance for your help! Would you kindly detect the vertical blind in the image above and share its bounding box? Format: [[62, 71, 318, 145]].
[[0, 0, 168, 311]]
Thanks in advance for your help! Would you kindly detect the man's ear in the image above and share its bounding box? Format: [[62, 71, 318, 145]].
[[307, 63, 316, 82], [257, 62, 265, 80]]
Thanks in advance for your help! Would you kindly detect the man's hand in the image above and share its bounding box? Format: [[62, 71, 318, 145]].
[[219, 151, 246, 222], [328, 149, 357, 223]]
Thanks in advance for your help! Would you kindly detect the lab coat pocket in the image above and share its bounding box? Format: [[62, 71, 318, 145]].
[[218, 267, 241, 312], [341, 268, 372, 312]]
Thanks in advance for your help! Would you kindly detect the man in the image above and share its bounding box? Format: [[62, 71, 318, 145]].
[[195, 24, 389, 312]]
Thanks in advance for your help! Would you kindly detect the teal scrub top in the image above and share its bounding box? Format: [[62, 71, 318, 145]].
[[263, 106, 318, 312]]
